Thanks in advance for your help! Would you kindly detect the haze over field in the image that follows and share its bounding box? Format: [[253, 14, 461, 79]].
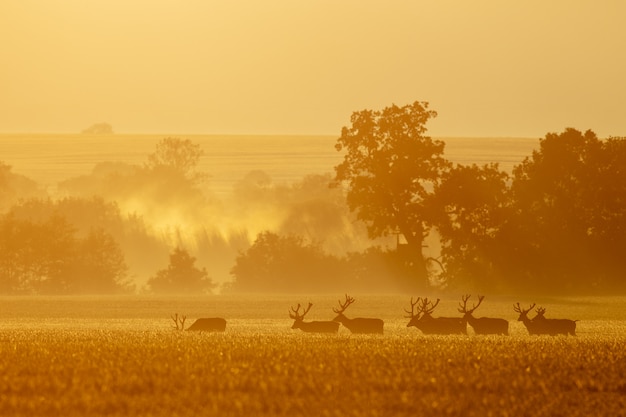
[[1, 1, 625, 138]]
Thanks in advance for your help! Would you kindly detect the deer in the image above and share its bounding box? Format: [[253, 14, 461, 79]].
[[289, 302, 340, 334], [458, 294, 509, 335], [513, 302, 544, 335], [186, 317, 227, 332], [332, 294, 384, 334], [532, 306, 577, 336], [405, 297, 466, 335]]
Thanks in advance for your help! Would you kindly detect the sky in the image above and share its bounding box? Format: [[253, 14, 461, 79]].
[[1, 1, 625, 138]]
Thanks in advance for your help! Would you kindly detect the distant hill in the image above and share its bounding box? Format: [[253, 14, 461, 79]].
[[82, 123, 114, 134]]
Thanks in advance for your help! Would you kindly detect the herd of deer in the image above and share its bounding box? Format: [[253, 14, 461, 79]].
[[172, 294, 578, 336]]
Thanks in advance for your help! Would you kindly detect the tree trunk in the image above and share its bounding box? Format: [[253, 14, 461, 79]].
[[400, 229, 430, 289]]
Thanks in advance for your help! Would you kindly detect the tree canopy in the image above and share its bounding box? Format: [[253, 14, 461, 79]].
[[147, 247, 216, 294], [333, 101, 449, 287]]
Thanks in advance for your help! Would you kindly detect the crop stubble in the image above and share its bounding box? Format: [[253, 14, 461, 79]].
[[1, 328, 625, 417]]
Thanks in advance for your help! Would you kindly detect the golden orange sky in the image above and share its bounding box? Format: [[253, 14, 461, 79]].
[[1, 1, 624, 137]]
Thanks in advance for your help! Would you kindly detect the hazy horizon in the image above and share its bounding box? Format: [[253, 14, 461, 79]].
[[2, 1, 625, 138]]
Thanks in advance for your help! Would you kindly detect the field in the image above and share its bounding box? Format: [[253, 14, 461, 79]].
[[1, 295, 625, 416]]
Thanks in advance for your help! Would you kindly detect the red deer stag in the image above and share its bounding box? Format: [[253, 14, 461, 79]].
[[458, 294, 509, 335], [405, 297, 466, 335], [289, 302, 340, 334], [186, 317, 227, 332], [532, 306, 577, 336], [333, 294, 384, 334], [513, 302, 543, 335]]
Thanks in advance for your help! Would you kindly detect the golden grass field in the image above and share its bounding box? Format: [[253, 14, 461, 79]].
[[1, 295, 625, 416]]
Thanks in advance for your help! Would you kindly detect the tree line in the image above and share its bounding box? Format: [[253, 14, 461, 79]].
[[1, 101, 625, 295]]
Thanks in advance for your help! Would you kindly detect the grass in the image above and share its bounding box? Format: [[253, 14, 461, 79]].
[[1, 295, 625, 416]]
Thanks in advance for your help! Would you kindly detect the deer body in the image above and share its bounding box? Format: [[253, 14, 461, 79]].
[[333, 294, 384, 334], [333, 314, 384, 334], [532, 308, 577, 336], [407, 314, 466, 335], [464, 316, 509, 335], [290, 303, 339, 334], [186, 318, 227, 332], [459, 295, 509, 335], [514, 303, 545, 335], [405, 297, 466, 335], [292, 319, 339, 333]]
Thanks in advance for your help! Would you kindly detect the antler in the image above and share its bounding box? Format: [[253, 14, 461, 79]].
[[513, 302, 536, 314], [333, 294, 355, 314], [289, 302, 313, 320], [535, 306, 546, 317], [171, 313, 187, 331], [420, 297, 440, 316], [458, 294, 484, 314], [404, 297, 421, 318]]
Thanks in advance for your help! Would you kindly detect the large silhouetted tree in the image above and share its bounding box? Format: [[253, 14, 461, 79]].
[[502, 128, 626, 293], [431, 163, 510, 290], [333, 101, 450, 287]]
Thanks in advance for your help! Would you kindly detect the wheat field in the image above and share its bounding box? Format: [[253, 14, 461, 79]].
[[1, 295, 625, 416]]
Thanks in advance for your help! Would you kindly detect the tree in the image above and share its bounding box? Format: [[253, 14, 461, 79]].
[[504, 128, 626, 293], [229, 231, 346, 293], [82, 122, 113, 134], [68, 229, 132, 294], [146, 137, 206, 184], [333, 101, 450, 287], [147, 247, 216, 294], [431, 163, 510, 290], [0, 211, 131, 295], [0, 162, 44, 213]]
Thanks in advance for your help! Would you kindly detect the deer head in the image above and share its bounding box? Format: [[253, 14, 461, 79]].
[[333, 294, 355, 318], [458, 294, 484, 318], [513, 302, 536, 321], [289, 302, 313, 328], [418, 297, 440, 319], [534, 307, 547, 320]]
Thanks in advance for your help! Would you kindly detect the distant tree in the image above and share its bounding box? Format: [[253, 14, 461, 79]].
[[82, 122, 113, 134], [146, 137, 206, 184], [0, 212, 131, 294], [66, 229, 132, 294], [0, 162, 45, 213], [333, 101, 450, 288], [229, 231, 346, 293], [147, 247, 216, 294]]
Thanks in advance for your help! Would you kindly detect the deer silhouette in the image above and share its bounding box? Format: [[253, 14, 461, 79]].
[[532, 306, 577, 336], [332, 294, 384, 334], [186, 318, 227, 332], [458, 295, 509, 335], [513, 302, 544, 335], [405, 297, 466, 335], [289, 302, 340, 334]]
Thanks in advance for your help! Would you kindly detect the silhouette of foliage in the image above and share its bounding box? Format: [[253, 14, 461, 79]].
[[147, 247, 216, 294], [0, 211, 131, 294], [82, 122, 113, 134], [229, 231, 347, 293], [431, 162, 510, 290], [0, 162, 45, 213], [498, 128, 626, 293], [146, 137, 206, 184], [333, 101, 450, 288]]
